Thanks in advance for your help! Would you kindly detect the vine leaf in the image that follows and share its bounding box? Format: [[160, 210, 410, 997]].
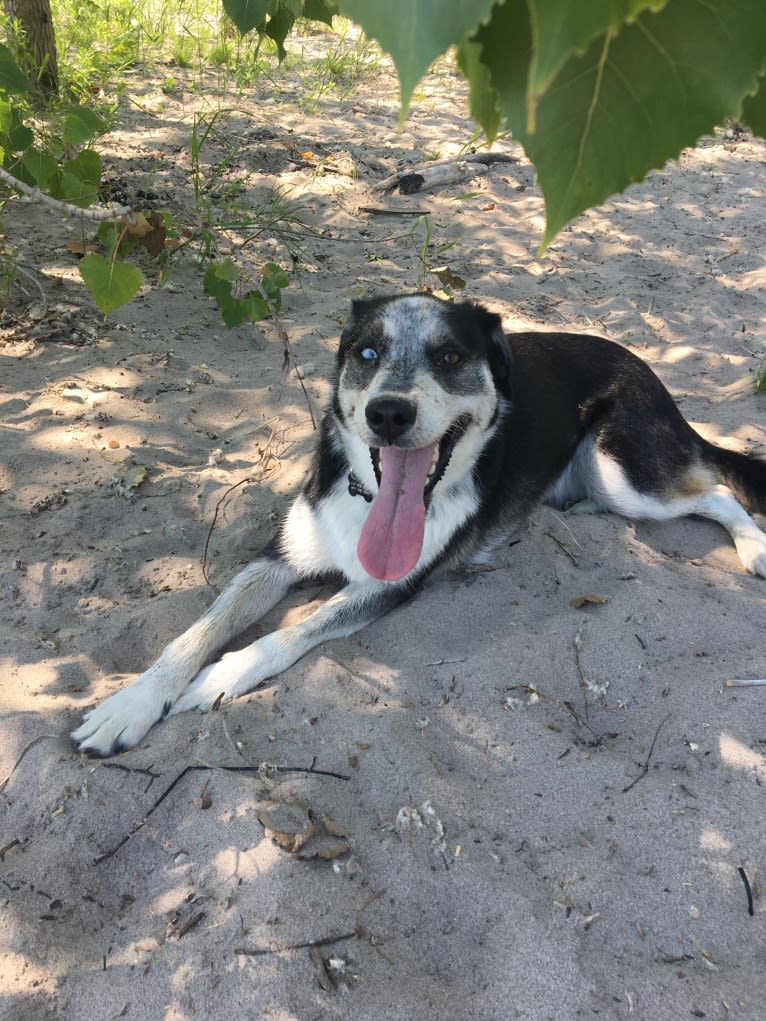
[[79, 254, 143, 315]]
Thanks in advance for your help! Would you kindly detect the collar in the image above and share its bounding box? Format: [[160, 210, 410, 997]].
[[347, 471, 373, 502]]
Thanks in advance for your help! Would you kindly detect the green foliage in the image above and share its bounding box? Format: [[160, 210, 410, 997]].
[[204, 259, 289, 327], [332, 0, 766, 248], [0, 41, 31, 92], [224, 0, 338, 60], [0, 21, 294, 321], [79, 253, 143, 314], [5, 0, 766, 320]]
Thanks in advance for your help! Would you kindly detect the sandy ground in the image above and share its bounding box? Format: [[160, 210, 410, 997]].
[[2, 34, 766, 1021]]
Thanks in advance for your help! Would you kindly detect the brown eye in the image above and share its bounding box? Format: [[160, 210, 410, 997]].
[[441, 350, 462, 366]]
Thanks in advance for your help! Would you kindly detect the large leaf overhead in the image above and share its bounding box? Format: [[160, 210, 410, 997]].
[[741, 71, 766, 135], [223, 0, 270, 35], [525, 0, 667, 127], [215, 0, 766, 246], [336, 0, 497, 115], [473, 0, 766, 247]]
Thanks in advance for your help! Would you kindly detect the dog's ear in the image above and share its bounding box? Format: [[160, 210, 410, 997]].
[[470, 305, 512, 397], [487, 320, 512, 396]]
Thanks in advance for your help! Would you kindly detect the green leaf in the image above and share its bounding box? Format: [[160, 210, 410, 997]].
[[264, 2, 296, 62], [204, 260, 286, 327], [0, 46, 30, 93], [21, 148, 59, 190], [741, 71, 766, 135], [97, 220, 122, 255], [79, 254, 143, 314], [278, 0, 303, 17], [336, 0, 497, 115], [303, 0, 338, 26], [262, 262, 289, 289], [223, 0, 270, 35], [0, 97, 12, 139], [526, 0, 666, 127], [62, 104, 108, 145], [204, 262, 243, 326], [57, 149, 102, 206], [5, 106, 33, 153], [207, 257, 240, 282], [476, 0, 766, 249], [456, 38, 502, 143], [240, 293, 270, 322]]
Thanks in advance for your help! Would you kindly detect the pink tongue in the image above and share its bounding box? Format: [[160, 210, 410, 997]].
[[358, 444, 437, 580]]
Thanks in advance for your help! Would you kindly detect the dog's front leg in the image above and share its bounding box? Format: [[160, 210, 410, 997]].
[[71, 554, 298, 756], [169, 581, 411, 714]]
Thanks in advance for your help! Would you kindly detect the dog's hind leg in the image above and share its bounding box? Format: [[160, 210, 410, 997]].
[[71, 552, 298, 756], [169, 581, 411, 714], [570, 448, 766, 578]]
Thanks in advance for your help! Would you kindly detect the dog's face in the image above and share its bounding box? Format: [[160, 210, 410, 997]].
[[332, 294, 511, 580]]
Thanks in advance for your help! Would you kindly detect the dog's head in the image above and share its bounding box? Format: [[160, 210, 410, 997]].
[[332, 293, 512, 580]]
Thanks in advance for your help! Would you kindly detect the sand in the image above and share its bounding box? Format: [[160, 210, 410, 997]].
[[1, 35, 765, 1021]]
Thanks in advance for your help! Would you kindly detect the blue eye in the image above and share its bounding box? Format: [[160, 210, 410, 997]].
[[360, 347, 378, 361]]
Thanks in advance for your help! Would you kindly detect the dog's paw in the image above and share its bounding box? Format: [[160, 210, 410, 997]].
[[71, 682, 170, 757], [734, 531, 766, 579], [745, 550, 766, 579], [169, 647, 263, 715]]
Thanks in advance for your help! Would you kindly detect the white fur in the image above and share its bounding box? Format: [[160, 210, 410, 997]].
[[557, 449, 766, 578]]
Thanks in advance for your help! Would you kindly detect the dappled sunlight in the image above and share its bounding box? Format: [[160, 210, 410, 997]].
[[0, 952, 51, 986], [655, 343, 699, 364], [718, 732, 766, 778], [698, 823, 733, 853], [211, 839, 282, 882], [0, 657, 79, 711]]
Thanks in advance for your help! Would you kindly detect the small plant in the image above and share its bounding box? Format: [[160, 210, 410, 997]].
[[0, 209, 18, 302], [408, 214, 459, 291], [754, 363, 766, 395]]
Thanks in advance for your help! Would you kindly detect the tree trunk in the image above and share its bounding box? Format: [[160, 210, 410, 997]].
[[3, 0, 59, 96]]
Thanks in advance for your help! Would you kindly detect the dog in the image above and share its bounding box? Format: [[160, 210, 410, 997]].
[[72, 293, 766, 756]]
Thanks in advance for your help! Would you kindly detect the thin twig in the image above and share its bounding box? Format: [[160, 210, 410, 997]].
[[622, 713, 671, 793], [93, 761, 350, 864], [0, 838, 20, 860], [235, 931, 356, 957], [11, 263, 48, 306], [374, 151, 519, 191], [573, 628, 589, 720], [100, 761, 160, 793], [202, 477, 253, 585], [544, 530, 579, 564], [507, 684, 595, 734], [738, 866, 755, 917], [358, 206, 432, 216], [0, 734, 57, 792]]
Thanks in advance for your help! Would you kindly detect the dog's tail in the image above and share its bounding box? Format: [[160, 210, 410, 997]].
[[702, 439, 766, 513]]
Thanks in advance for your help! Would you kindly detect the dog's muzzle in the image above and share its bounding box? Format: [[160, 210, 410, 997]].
[[365, 396, 417, 445]]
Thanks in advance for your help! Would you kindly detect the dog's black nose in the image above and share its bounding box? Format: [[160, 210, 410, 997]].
[[365, 397, 417, 443]]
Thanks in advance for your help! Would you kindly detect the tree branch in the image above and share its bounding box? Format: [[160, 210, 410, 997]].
[[0, 165, 134, 223]]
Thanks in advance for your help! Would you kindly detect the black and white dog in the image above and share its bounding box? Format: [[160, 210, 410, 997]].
[[72, 294, 766, 756]]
